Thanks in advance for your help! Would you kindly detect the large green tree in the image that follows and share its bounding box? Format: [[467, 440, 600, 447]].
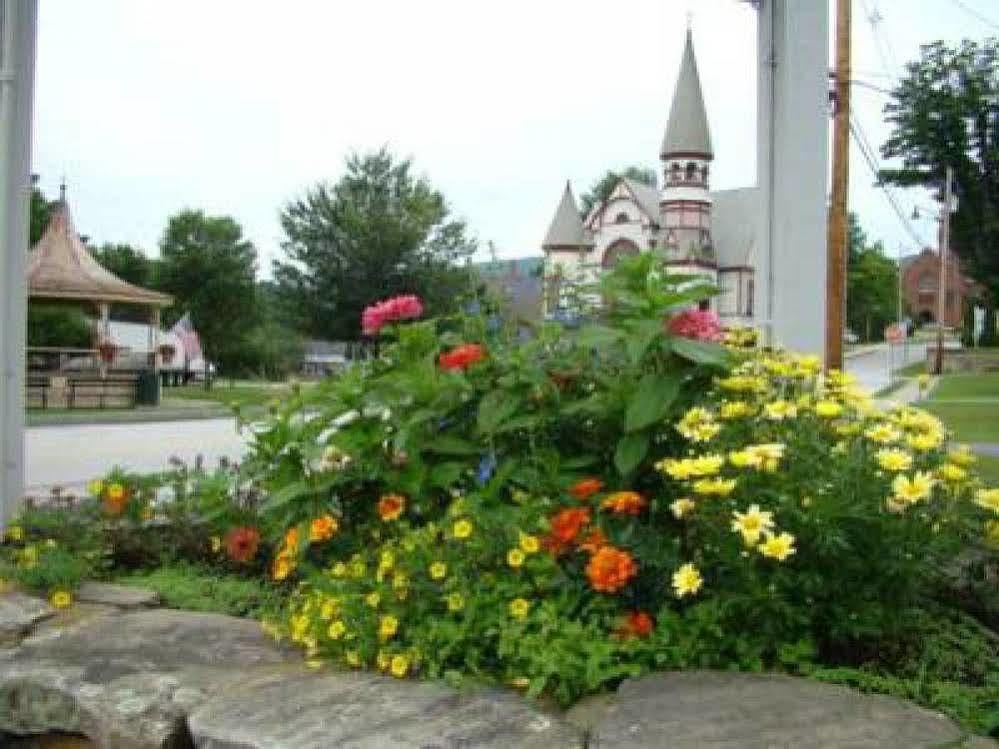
[[880, 38, 999, 300], [157, 210, 259, 374], [846, 213, 899, 342], [29, 186, 51, 246], [578, 166, 657, 219], [89, 242, 156, 288], [274, 149, 476, 341]]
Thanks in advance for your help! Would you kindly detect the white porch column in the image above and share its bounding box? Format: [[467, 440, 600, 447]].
[[151, 307, 161, 372], [98, 302, 110, 379], [755, 0, 829, 358], [0, 0, 38, 525]]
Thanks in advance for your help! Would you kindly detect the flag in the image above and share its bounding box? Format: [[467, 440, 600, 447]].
[[170, 312, 203, 363]]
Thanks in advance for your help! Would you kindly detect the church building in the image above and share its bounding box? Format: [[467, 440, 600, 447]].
[[542, 30, 757, 325]]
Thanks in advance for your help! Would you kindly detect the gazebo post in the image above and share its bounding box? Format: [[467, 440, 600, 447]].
[[150, 307, 161, 372], [98, 301, 109, 379]]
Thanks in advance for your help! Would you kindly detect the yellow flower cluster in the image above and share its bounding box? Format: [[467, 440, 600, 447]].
[[676, 407, 721, 443]]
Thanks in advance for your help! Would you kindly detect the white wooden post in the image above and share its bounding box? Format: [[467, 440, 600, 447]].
[[98, 302, 110, 379], [0, 0, 37, 525]]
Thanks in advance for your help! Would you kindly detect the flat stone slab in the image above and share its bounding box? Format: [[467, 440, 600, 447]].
[[572, 671, 971, 748], [188, 669, 580, 749], [74, 583, 160, 609], [0, 592, 54, 646], [0, 608, 294, 748]]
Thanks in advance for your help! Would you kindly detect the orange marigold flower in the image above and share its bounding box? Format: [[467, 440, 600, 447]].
[[550, 507, 591, 543], [600, 491, 646, 516], [577, 528, 608, 554], [585, 545, 637, 593], [616, 610, 654, 638], [309, 514, 339, 543], [377, 493, 406, 521], [272, 551, 295, 581], [439, 343, 486, 371], [224, 525, 261, 563], [283, 527, 299, 552], [102, 483, 129, 516], [569, 478, 604, 501]]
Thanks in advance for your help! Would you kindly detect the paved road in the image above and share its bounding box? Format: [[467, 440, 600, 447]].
[[845, 342, 926, 394], [25, 417, 250, 495]]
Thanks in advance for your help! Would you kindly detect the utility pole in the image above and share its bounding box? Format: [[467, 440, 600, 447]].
[[933, 166, 954, 375], [825, 0, 850, 371]]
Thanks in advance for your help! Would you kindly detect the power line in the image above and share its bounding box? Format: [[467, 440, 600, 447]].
[[850, 78, 894, 96], [947, 0, 999, 32], [849, 113, 929, 251]]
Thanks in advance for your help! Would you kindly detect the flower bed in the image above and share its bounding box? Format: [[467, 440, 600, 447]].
[[3, 256, 997, 732]]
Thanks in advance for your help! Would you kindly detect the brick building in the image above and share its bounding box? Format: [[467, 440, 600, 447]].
[[900, 248, 975, 327]]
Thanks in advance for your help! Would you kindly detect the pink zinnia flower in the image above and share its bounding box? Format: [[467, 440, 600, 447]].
[[361, 294, 424, 336], [666, 308, 723, 342]]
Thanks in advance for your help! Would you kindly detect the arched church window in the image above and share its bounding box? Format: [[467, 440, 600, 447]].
[[615, 212, 630, 224], [602, 239, 640, 269]]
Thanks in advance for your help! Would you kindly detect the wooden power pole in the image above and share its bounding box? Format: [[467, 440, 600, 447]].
[[933, 166, 954, 375], [825, 0, 851, 371]]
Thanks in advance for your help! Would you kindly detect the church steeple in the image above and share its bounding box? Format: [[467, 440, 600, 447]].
[[661, 28, 713, 159], [542, 182, 591, 250]]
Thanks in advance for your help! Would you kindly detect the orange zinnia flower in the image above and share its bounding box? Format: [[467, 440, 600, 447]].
[[576, 527, 608, 554], [439, 343, 486, 371], [569, 478, 604, 501], [585, 545, 637, 593], [550, 507, 590, 543], [616, 610, 654, 638], [600, 491, 647, 516], [377, 493, 406, 521], [224, 525, 261, 563], [309, 514, 339, 542]]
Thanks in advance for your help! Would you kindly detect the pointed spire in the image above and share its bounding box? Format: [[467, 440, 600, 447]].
[[542, 181, 591, 250], [661, 28, 713, 158]]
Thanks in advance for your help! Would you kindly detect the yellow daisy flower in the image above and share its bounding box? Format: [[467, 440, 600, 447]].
[[518, 534, 540, 554], [327, 620, 347, 640], [814, 400, 844, 418], [671, 563, 703, 597], [390, 654, 410, 678], [875, 448, 912, 472], [763, 400, 798, 421], [429, 561, 447, 580], [507, 549, 526, 568], [509, 598, 530, 620], [891, 472, 935, 505], [692, 478, 737, 496], [453, 519, 473, 539], [670, 498, 696, 519], [446, 592, 465, 612], [49, 590, 72, 609], [731, 504, 775, 546], [758, 531, 796, 561], [379, 615, 399, 640], [975, 488, 999, 514]]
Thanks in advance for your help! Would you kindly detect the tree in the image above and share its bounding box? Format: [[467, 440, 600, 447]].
[[578, 166, 658, 219], [274, 149, 476, 341], [29, 186, 51, 246], [89, 243, 156, 288], [845, 212, 899, 342], [880, 38, 999, 302], [157, 210, 259, 375]]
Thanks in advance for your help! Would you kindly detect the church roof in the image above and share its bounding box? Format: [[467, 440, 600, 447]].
[[27, 197, 173, 307], [543, 182, 592, 250], [662, 29, 713, 158], [621, 177, 662, 224]]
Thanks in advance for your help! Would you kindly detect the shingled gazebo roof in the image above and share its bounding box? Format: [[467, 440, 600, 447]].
[[27, 198, 172, 307]]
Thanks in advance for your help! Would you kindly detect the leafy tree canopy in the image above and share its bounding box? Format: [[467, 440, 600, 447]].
[[880, 38, 999, 299], [29, 186, 51, 246], [274, 148, 476, 341], [89, 242, 156, 288], [579, 166, 658, 219], [157, 209, 259, 374], [846, 213, 899, 342]]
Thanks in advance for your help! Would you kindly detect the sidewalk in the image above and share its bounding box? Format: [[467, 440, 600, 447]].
[[26, 397, 229, 428]]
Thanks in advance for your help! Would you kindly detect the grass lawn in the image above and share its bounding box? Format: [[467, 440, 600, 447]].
[[975, 455, 999, 485], [920, 402, 999, 443], [929, 373, 999, 401], [167, 382, 299, 410]]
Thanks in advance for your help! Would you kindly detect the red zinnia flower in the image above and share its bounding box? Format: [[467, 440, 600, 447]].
[[569, 478, 604, 501], [224, 526, 261, 563], [600, 491, 647, 516], [542, 507, 591, 557], [616, 610, 654, 638], [666, 308, 723, 342], [361, 294, 424, 336], [585, 545, 638, 593], [439, 343, 486, 371]]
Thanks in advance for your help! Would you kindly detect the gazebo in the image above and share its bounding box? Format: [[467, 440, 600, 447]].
[[25, 188, 172, 407]]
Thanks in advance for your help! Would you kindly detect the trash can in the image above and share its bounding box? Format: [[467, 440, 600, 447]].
[[136, 369, 160, 406]]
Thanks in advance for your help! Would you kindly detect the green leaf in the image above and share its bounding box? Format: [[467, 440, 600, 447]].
[[495, 414, 542, 434], [669, 337, 733, 367], [430, 461, 466, 488], [614, 432, 649, 477], [625, 319, 666, 364], [477, 391, 520, 435], [425, 436, 481, 456], [624, 374, 680, 432], [261, 480, 310, 514], [574, 325, 623, 349]]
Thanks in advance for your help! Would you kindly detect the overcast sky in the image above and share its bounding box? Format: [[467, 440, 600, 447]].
[[31, 0, 997, 275]]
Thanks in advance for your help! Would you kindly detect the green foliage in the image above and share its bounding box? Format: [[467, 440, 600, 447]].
[[26, 304, 92, 348], [578, 166, 658, 219], [114, 562, 283, 620], [846, 213, 899, 342], [274, 148, 476, 342], [881, 38, 999, 300], [157, 209, 260, 375], [89, 242, 155, 288], [29, 186, 51, 246]]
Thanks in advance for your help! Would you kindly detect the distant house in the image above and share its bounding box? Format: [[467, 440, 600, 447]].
[[900, 249, 976, 327], [473, 257, 543, 323]]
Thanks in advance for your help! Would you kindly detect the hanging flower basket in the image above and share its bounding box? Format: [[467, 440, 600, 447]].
[[158, 343, 176, 364], [96, 341, 118, 364]]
